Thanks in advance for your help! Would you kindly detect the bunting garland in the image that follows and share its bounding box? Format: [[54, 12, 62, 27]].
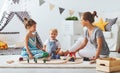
[[59, 7, 65, 14], [49, 3, 55, 11], [69, 10, 75, 16], [39, 0, 45, 6], [39, 1, 82, 16], [10, 0, 81, 16], [12, 0, 20, 4]]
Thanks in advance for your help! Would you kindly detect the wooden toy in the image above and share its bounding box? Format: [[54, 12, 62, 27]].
[[96, 57, 120, 72]]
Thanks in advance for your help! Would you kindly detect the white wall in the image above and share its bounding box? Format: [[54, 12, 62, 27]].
[[0, 0, 120, 49], [0, 0, 4, 9]]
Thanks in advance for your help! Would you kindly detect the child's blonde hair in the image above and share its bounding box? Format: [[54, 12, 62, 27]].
[[50, 28, 58, 34]]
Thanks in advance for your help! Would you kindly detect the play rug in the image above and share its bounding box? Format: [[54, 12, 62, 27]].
[[0, 55, 96, 68], [19, 56, 83, 64]]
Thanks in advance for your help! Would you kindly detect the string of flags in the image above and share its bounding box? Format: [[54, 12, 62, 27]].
[[10, 0, 81, 16], [59, 7, 65, 14], [39, 0, 45, 6], [12, 0, 20, 4], [49, 3, 55, 11], [39, 0, 81, 16]]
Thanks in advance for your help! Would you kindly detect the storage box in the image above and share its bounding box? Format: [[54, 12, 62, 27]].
[[96, 58, 120, 72]]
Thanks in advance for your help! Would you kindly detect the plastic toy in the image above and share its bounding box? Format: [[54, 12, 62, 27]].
[[68, 52, 76, 62], [69, 52, 76, 58]]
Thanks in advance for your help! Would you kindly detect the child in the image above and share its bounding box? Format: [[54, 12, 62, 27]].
[[21, 18, 48, 59], [43, 28, 61, 59]]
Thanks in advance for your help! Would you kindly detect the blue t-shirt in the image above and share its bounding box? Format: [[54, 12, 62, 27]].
[[84, 27, 110, 55]]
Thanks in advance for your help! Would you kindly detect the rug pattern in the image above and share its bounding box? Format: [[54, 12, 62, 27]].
[[0, 48, 22, 55]]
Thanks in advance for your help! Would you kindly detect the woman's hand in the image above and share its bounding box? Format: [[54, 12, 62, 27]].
[[90, 56, 99, 60], [90, 56, 96, 64]]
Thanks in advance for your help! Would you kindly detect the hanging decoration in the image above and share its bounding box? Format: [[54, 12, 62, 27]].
[[12, 0, 20, 4], [69, 10, 75, 16], [59, 7, 65, 14], [49, 3, 55, 11], [39, 0, 45, 6], [38, 1, 82, 16]]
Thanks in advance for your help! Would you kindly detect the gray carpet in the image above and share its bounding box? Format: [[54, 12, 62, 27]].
[[0, 48, 22, 55]]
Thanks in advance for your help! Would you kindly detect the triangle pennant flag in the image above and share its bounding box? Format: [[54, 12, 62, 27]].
[[49, 3, 55, 11], [39, 0, 45, 6], [12, 0, 20, 4], [69, 10, 75, 16], [59, 7, 65, 14]]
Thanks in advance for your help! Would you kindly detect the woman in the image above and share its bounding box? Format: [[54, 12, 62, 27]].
[[70, 11, 110, 60]]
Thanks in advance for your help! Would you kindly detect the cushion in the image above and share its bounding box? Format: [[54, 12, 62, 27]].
[[94, 18, 108, 31], [105, 17, 117, 31]]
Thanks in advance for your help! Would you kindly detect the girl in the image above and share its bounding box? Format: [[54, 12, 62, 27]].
[[70, 11, 110, 60], [21, 19, 48, 59]]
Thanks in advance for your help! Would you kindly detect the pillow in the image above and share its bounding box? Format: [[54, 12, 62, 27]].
[[94, 18, 108, 31], [105, 17, 117, 31]]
